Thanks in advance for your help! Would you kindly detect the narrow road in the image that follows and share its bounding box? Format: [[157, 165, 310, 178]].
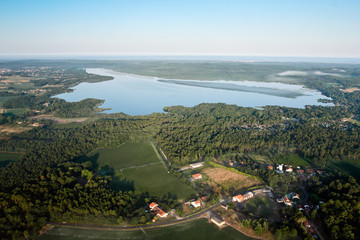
[[49, 199, 231, 231]]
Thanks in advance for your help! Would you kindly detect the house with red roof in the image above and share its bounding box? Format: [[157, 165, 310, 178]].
[[149, 202, 158, 209], [232, 194, 244, 202], [192, 173, 203, 181]]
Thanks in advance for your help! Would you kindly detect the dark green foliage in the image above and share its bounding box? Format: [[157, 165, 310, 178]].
[[312, 176, 360, 239], [158, 103, 359, 166], [0, 162, 140, 240]]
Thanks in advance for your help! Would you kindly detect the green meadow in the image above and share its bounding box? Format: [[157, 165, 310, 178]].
[[326, 159, 360, 178], [88, 142, 195, 200], [37, 219, 256, 240], [273, 154, 311, 167]]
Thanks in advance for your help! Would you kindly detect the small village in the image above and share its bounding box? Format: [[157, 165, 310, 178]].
[[144, 159, 326, 239]]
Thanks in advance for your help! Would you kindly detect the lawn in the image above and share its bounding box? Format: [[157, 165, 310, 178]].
[[88, 142, 196, 200], [37, 219, 256, 240], [273, 154, 311, 167], [244, 197, 277, 219], [0, 152, 21, 167]]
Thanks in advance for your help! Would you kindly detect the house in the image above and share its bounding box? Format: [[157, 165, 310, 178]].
[[149, 202, 158, 209], [191, 200, 201, 208], [267, 165, 274, 170], [283, 196, 292, 206], [286, 168, 293, 172], [296, 169, 304, 174], [211, 216, 226, 227], [277, 164, 284, 172], [156, 209, 168, 218], [233, 194, 244, 202], [190, 162, 204, 169], [192, 173, 203, 181]]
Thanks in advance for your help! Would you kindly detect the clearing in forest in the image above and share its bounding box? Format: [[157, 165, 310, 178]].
[[202, 167, 262, 191], [88, 142, 196, 200], [0, 152, 21, 167]]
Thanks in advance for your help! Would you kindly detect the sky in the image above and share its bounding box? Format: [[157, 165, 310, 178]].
[[0, 0, 360, 58]]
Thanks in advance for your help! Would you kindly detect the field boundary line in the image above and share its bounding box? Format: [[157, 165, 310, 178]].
[[114, 162, 162, 172]]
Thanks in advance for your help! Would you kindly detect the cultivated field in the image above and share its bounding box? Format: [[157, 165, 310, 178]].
[[89, 142, 196, 200], [37, 219, 256, 240], [202, 167, 262, 191]]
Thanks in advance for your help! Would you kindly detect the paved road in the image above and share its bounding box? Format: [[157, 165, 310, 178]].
[[49, 199, 231, 231]]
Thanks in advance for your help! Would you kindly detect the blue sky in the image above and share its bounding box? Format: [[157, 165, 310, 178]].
[[0, 0, 359, 57]]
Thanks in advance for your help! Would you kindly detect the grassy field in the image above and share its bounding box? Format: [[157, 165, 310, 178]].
[[89, 142, 160, 169], [273, 154, 311, 167], [37, 219, 256, 240], [5, 108, 30, 116], [244, 197, 277, 219], [89, 142, 196, 200], [326, 159, 360, 178], [0, 152, 21, 167]]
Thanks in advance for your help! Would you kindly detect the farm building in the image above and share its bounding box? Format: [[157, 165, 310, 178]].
[[211, 216, 226, 227], [192, 173, 203, 181], [190, 162, 204, 169]]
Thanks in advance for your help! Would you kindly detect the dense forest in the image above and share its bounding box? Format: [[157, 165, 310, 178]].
[[158, 104, 358, 165]]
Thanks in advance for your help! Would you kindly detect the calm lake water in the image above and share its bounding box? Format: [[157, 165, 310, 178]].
[[55, 68, 333, 115]]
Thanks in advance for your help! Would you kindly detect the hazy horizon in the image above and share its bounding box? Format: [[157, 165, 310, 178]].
[[1, 0, 359, 58]]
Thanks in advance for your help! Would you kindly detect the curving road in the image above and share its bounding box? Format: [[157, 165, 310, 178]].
[[49, 199, 230, 231]]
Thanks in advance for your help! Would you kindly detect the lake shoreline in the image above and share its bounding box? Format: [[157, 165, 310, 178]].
[[54, 68, 333, 116]]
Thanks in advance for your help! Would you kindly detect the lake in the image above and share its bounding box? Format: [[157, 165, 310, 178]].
[[55, 68, 333, 115]]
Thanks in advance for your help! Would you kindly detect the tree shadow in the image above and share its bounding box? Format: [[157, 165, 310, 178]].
[[76, 153, 99, 170], [110, 176, 135, 193]]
